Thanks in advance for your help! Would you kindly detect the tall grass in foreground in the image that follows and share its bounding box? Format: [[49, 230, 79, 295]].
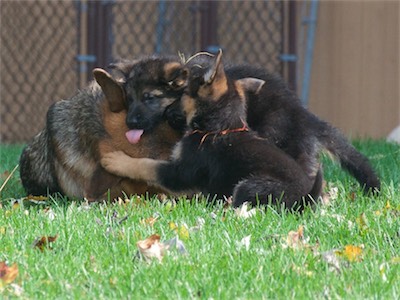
[[0, 141, 399, 299]]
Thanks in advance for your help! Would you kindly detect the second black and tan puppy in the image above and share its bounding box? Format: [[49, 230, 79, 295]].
[[101, 51, 322, 210]]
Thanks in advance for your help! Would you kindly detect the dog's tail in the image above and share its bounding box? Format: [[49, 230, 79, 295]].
[[317, 122, 381, 194], [19, 128, 61, 195]]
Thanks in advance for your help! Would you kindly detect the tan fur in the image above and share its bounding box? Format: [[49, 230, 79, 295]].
[[101, 153, 158, 182], [164, 62, 182, 80], [198, 76, 228, 101], [181, 94, 196, 124], [95, 98, 181, 200], [234, 82, 246, 104]]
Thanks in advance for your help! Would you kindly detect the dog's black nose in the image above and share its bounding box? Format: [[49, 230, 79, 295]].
[[126, 115, 142, 129]]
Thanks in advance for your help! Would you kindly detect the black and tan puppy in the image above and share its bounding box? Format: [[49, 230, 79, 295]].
[[117, 53, 380, 195], [101, 51, 322, 210], [19, 64, 183, 200]]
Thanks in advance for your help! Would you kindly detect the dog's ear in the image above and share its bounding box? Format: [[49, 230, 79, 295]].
[[164, 62, 188, 90], [236, 78, 265, 94], [93, 68, 126, 113], [198, 49, 227, 101], [108, 60, 137, 80], [204, 49, 224, 85]]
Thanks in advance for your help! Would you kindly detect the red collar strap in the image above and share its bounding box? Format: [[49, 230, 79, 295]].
[[187, 120, 249, 146]]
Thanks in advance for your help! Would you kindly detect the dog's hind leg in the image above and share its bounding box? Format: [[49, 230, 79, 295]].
[[232, 174, 315, 211], [84, 164, 121, 202]]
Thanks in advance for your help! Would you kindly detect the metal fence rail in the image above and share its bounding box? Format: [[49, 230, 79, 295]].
[[0, 0, 295, 143]]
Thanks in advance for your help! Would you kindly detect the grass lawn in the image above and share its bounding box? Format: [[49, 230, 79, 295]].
[[0, 140, 399, 299]]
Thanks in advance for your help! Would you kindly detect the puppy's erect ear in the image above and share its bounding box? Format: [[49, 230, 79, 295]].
[[204, 49, 224, 84], [164, 62, 188, 90], [198, 49, 227, 101], [236, 78, 265, 94], [93, 68, 126, 113]]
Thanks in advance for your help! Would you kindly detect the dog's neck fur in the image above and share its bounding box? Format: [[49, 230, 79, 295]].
[[190, 90, 247, 133]]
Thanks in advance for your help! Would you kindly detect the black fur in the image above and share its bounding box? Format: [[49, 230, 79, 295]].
[[226, 64, 380, 192], [111, 56, 188, 132], [102, 52, 322, 210], [162, 58, 380, 194]]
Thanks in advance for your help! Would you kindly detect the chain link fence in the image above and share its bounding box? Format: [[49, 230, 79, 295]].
[[112, 1, 285, 72], [0, 1, 78, 143], [1, 0, 295, 144]]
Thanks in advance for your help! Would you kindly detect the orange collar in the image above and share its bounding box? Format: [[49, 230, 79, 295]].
[[187, 121, 249, 146]]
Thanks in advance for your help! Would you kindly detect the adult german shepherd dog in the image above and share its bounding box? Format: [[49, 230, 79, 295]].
[[19, 58, 185, 200], [101, 50, 322, 210]]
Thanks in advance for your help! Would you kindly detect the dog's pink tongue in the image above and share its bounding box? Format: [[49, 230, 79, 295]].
[[125, 129, 144, 144]]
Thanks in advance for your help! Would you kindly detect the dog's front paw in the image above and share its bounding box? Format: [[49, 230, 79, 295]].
[[101, 151, 131, 177]]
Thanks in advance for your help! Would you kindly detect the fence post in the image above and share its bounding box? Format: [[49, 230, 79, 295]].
[[77, 0, 114, 84], [200, 1, 219, 53]]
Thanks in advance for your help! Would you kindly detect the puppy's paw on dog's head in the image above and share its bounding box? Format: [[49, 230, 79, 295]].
[[101, 151, 131, 177]]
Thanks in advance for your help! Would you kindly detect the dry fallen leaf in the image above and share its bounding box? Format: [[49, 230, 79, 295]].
[[321, 185, 339, 205], [43, 208, 56, 221], [320, 244, 364, 273], [286, 225, 304, 248], [339, 244, 364, 262], [8, 283, 23, 296], [136, 234, 188, 263], [136, 234, 166, 262], [236, 235, 251, 251], [140, 216, 158, 227], [164, 236, 188, 255], [32, 235, 59, 252], [320, 249, 343, 273], [282, 225, 311, 250], [169, 222, 190, 240], [0, 261, 19, 287], [234, 202, 256, 219]]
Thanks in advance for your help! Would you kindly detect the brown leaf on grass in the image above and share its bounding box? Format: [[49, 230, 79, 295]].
[[136, 234, 188, 262], [321, 184, 338, 205], [136, 234, 166, 262], [140, 216, 159, 227], [0, 261, 18, 287], [283, 225, 308, 249], [349, 192, 357, 202], [1, 170, 10, 180], [32, 235, 59, 252], [223, 196, 233, 209]]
